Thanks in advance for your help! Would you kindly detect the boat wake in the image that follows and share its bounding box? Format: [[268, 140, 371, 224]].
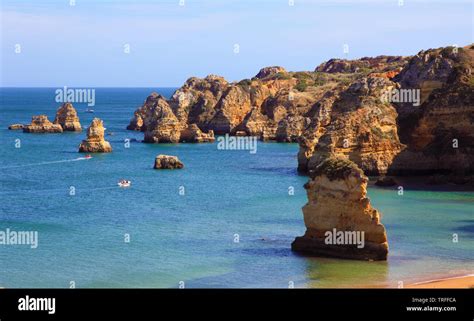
[[0, 157, 91, 170], [0, 185, 121, 196]]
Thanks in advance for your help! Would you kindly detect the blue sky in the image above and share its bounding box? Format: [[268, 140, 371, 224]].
[[1, 0, 473, 87]]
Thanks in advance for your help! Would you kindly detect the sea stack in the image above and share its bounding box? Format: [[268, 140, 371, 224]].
[[78, 118, 112, 153], [23, 115, 63, 133], [154, 155, 184, 169], [54, 102, 82, 131], [291, 157, 388, 260]]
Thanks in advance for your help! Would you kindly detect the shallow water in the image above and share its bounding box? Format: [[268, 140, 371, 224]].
[[0, 88, 472, 288]]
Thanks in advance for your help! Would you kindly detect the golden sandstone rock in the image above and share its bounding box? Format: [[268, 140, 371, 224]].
[[125, 44, 474, 260], [23, 115, 63, 133], [78, 118, 112, 153], [292, 157, 388, 260], [8, 124, 24, 130], [127, 68, 302, 142], [54, 103, 82, 131], [180, 124, 215, 143], [297, 75, 404, 175], [299, 44, 474, 176], [154, 155, 184, 169]]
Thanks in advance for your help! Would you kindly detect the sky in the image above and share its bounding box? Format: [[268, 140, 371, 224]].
[[1, 0, 473, 87]]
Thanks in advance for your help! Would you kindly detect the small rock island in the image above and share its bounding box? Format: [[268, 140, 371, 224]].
[[54, 102, 82, 131], [12, 103, 81, 133], [8, 124, 24, 130], [23, 115, 63, 133], [78, 118, 112, 153], [154, 155, 184, 169]]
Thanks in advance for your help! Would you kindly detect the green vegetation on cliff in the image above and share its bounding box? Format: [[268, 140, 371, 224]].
[[310, 157, 364, 181]]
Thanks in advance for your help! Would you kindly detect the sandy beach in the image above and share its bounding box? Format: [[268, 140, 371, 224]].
[[406, 275, 474, 289]]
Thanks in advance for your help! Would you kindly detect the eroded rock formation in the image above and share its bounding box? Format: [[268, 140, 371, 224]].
[[23, 115, 63, 133], [8, 124, 24, 130], [388, 45, 474, 175], [127, 53, 414, 146], [292, 45, 473, 260], [54, 103, 82, 131], [129, 92, 216, 143], [127, 67, 318, 142], [315, 56, 409, 74], [78, 118, 112, 153], [298, 75, 404, 175], [128, 43, 473, 179], [291, 157, 389, 260], [180, 124, 215, 143], [298, 44, 474, 177], [154, 155, 184, 169]]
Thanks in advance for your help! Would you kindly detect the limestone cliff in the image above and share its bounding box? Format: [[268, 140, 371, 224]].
[[78, 118, 112, 153], [126, 67, 323, 142], [128, 91, 217, 143], [388, 44, 474, 175], [299, 75, 404, 175], [128, 44, 473, 178], [292, 157, 389, 260], [299, 44, 474, 177]]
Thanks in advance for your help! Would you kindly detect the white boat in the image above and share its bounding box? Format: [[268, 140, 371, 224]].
[[118, 179, 131, 188], [85, 108, 95, 113]]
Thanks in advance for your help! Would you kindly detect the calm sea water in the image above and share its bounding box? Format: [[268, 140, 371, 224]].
[[0, 88, 473, 288]]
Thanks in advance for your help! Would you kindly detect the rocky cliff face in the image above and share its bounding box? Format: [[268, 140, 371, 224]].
[[23, 115, 63, 133], [141, 94, 183, 143], [293, 45, 474, 260], [128, 44, 473, 177], [299, 44, 474, 177], [255, 66, 287, 79], [180, 124, 215, 143], [315, 55, 409, 74], [292, 157, 389, 260], [127, 67, 324, 142], [388, 45, 474, 175], [298, 75, 405, 175], [78, 118, 112, 153], [54, 103, 82, 131]]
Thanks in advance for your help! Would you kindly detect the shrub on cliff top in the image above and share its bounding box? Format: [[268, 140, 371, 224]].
[[238, 79, 252, 87], [293, 72, 312, 80], [295, 79, 308, 92], [237, 79, 253, 93], [311, 157, 363, 181], [272, 72, 292, 80]]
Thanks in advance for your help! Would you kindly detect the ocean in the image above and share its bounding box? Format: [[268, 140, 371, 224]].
[[0, 88, 472, 288]]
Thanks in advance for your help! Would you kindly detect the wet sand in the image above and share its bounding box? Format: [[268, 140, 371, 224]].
[[406, 275, 474, 289]]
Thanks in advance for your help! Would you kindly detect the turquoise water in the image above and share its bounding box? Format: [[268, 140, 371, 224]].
[[0, 88, 473, 288]]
